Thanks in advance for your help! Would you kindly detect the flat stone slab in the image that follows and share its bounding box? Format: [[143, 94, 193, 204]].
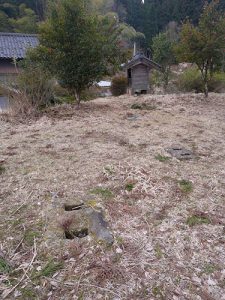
[[166, 145, 194, 160], [0, 96, 9, 113], [87, 208, 114, 245], [126, 113, 139, 121]]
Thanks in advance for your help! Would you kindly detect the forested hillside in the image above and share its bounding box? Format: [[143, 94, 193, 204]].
[[0, 0, 224, 39], [115, 0, 225, 42], [0, 0, 45, 33]]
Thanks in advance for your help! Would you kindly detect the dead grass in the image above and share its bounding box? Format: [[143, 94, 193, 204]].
[[0, 93, 225, 299]]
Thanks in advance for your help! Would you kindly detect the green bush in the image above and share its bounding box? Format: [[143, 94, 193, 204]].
[[150, 70, 163, 88], [208, 72, 225, 92], [55, 85, 100, 104], [177, 67, 225, 93], [110, 75, 127, 96], [177, 67, 204, 93]]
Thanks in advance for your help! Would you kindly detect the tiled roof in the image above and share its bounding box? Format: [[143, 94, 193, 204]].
[[0, 32, 39, 59]]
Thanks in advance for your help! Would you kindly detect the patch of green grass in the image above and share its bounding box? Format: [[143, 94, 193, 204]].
[[125, 183, 135, 192], [155, 244, 163, 259], [186, 214, 211, 227], [24, 230, 41, 246], [155, 154, 170, 162], [104, 166, 115, 175], [131, 103, 156, 110], [178, 180, 193, 193], [33, 260, 63, 279], [175, 276, 181, 285], [152, 286, 164, 299], [9, 218, 23, 227], [0, 165, 6, 175], [77, 292, 84, 300], [202, 263, 217, 274], [131, 103, 142, 110], [115, 236, 124, 246], [0, 257, 11, 274], [57, 95, 75, 104], [143, 103, 156, 111], [19, 287, 37, 299], [90, 187, 113, 199]]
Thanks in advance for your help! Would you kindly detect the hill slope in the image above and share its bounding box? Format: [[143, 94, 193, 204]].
[[0, 93, 225, 299]]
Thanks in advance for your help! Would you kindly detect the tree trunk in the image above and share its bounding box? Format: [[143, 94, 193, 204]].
[[74, 90, 81, 108], [204, 81, 209, 98], [200, 65, 209, 98], [203, 68, 209, 98], [163, 67, 170, 90]]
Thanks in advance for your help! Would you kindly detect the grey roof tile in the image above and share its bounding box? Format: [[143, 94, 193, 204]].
[[0, 32, 39, 59]]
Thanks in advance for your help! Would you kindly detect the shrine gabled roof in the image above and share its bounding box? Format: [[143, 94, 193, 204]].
[[125, 53, 162, 71]]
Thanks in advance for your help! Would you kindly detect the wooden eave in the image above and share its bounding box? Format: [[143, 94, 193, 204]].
[[125, 57, 162, 72]]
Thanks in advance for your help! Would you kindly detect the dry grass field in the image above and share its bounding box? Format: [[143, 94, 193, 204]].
[[0, 93, 225, 299]]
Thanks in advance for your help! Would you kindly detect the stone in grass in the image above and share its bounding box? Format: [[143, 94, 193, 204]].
[[87, 208, 114, 245], [166, 145, 194, 160], [60, 209, 89, 240], [64, 201, 85, 211], [126, 113, 138, 121], [61, 201, 114, 245]]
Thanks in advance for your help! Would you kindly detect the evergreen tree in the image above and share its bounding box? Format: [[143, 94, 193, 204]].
[[34, 0, 121, 105]]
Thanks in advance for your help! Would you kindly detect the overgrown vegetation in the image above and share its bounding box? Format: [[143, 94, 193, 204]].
[[3, 60, 55, 116], [111, 74, 127, 96]]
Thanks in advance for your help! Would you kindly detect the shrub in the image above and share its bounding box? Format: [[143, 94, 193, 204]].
[[3, 63, 55, 117], [177, 67, 225, 93], [80, 86, 101, 101], [150, 69, 164, 88], [177, 67, 204, 93], [208, 72, 225, 93], [110, 75, 127, 96], [17, 67, 55, 107]]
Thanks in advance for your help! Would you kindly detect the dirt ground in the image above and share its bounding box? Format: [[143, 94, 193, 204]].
[[0, 93, 225, 300]]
